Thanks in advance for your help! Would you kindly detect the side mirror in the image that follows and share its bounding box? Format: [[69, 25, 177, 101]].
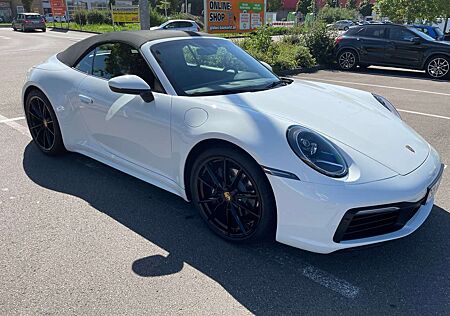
[[260, 61, 272, 71], [410, 37, 421, 44], [108, 75, 154, 102]]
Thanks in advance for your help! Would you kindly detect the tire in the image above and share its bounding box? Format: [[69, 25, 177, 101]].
[[425, 55, 450, 79], [25, 89, 66, 155], [337, 49, 358, 71], [12, 26, 17, 31], [42, 28, 46, 32], [190, 145, 276, 242]]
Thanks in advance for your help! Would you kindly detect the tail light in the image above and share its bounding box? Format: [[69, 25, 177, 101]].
[[335, 36, 343, 45], [24, 20, 31, 24], [197, 25, 200, 32], [41, 18, 45, 23]]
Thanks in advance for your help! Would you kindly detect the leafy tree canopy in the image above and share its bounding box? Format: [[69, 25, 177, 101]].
[[376, 0, 449, 23]]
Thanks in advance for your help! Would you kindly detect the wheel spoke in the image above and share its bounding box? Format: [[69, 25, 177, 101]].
[[205, 163, 222, 189], [230, 168, 243, 190], [198, 176, 215, 190], [231, 201, 260, 218], [208, 201, 225, 221], [222, 159, 227, 187], [199, 197, 221, 204], [45, 129, 53, 148], [229, 203, 247, 233]]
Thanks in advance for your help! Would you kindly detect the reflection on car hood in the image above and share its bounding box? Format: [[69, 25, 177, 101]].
[[207, 80, 430, 176]]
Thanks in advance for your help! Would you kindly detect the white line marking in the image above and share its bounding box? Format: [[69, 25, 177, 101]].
[[0, 35, 11, 40], [0, 116, 25, 123], [0, 114, 30, 137], [397, 109, 450, 121], [302, 265, 360, 299], [301, 78, 450, 97]]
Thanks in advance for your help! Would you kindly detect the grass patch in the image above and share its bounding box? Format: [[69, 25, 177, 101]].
[[49, 23, 140, 33], [0, 23, 11, 27]]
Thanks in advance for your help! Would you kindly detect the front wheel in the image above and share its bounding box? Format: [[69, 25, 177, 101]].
[[425, 56, 450, 79], [337, 49, 358, 71], [190, 146, 276, 242], [25, 89, 66, 155]]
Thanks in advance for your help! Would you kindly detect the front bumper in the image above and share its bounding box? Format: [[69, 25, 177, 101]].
[[269, 147, 442, 254]]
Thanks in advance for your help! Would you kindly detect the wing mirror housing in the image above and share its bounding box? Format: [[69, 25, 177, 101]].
[[411, 36, 421, 44], [260, 61, 273, 71], [108, 75, 154, 102]]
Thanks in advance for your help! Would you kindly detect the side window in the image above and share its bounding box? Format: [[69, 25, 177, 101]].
[[390, 28, 416, 41], [90, 42, 163, 92], [75, 48, 96, 74], [164, 22, 177, 29], [363, 27, 386, 39], [180, 22, 193, 28]]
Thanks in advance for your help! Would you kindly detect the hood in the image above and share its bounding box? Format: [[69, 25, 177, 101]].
[[206, 80, 429, 176]]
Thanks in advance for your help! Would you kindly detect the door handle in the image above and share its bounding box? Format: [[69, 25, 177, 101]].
[[79, 94, 93, 104]]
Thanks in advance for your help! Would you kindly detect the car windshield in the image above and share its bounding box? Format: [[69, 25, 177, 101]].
[[408, 27, 435, 41], [150, 38, 282, 96], [25, 15, 41, 20]]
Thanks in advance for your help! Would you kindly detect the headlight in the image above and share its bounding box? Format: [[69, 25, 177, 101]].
[[287, 126, 348, 178], [372, 94, 401, 119]]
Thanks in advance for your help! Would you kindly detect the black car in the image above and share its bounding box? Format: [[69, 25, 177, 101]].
[[334, 24, 450, 79]]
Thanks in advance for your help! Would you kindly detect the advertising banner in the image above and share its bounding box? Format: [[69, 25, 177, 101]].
[[111, 5, 140, 23], [49, 0, 66, 17], [204, 0, 266, 33]]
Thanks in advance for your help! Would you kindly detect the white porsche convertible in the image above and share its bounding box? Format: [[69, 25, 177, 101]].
[[23, 30, 443, 253]]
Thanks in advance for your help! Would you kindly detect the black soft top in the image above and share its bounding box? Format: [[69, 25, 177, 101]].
[[57, 30, 207, 67]]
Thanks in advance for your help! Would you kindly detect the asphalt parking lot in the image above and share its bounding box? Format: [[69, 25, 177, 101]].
[[1, 28, 449, 315]]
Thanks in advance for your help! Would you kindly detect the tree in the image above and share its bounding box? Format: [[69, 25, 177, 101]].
[[267, 0, 282, 12], [376, 0, 449, 23], [347, 0, 357, 10], [296, 0, 312, 15], [22, 0, 33, 12], [359, 0, 373, 17]]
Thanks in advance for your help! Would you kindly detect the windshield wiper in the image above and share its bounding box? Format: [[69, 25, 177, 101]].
[[189, 88, 260, 96], [264, 80, 287, 89]]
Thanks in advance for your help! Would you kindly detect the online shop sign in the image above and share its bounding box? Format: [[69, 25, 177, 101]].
[[204, 0, 266, 33]]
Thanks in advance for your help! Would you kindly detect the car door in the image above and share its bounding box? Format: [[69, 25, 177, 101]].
[[74, 42, 173, 179], [358, 26, 388, 63], [386, 27, 425, 68]]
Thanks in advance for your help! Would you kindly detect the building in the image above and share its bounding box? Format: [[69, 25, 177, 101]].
[[0, 0, 44, 21]]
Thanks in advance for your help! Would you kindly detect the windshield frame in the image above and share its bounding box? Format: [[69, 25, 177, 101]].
[[148, 37, 282, 97]]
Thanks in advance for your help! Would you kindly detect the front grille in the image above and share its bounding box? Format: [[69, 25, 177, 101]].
[[333, 197, 425, 243]]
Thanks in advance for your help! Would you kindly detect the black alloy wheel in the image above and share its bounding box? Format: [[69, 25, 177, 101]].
[[191, 146, 276, 242], [25, 90, 66, 155], [338, 49, 358, 70], [426, 56, 450, 79]]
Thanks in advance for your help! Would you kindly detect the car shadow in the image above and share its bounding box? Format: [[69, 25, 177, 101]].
[[23, 143, 450, 314]]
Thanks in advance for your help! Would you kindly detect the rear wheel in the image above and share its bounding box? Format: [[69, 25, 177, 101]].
[[425, 55, 450, 79], [337, 49, 358, 71], [25, 90, 66, 155], [190, 146, 276, 242], [42, 28, 46, 32]]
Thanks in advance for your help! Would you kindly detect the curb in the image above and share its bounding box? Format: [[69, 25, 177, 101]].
[[50, 27, 100, 34], [276, 65, 325, 76]]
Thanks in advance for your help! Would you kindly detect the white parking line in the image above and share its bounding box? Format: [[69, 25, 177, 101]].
[[0, 116, 25, 123], [302, 265, 360, 299], [0, 114, 30, 137], [302, 78, 450, 97], [398, 109, 450, 121]]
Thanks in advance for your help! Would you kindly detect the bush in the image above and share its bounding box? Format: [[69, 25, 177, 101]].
[[87, 10, 111, 25], [303, 23, 337, 65], [239, 27, 316, 72], [73, 10, 87, 26], [149, 7, 168, 26], [317, 6, 358, 24]]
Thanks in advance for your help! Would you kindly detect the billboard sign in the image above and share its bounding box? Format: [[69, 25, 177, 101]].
[[204, 0, 266, 33], [49, 0, 66, 17], [111, 5, 140, 23]]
